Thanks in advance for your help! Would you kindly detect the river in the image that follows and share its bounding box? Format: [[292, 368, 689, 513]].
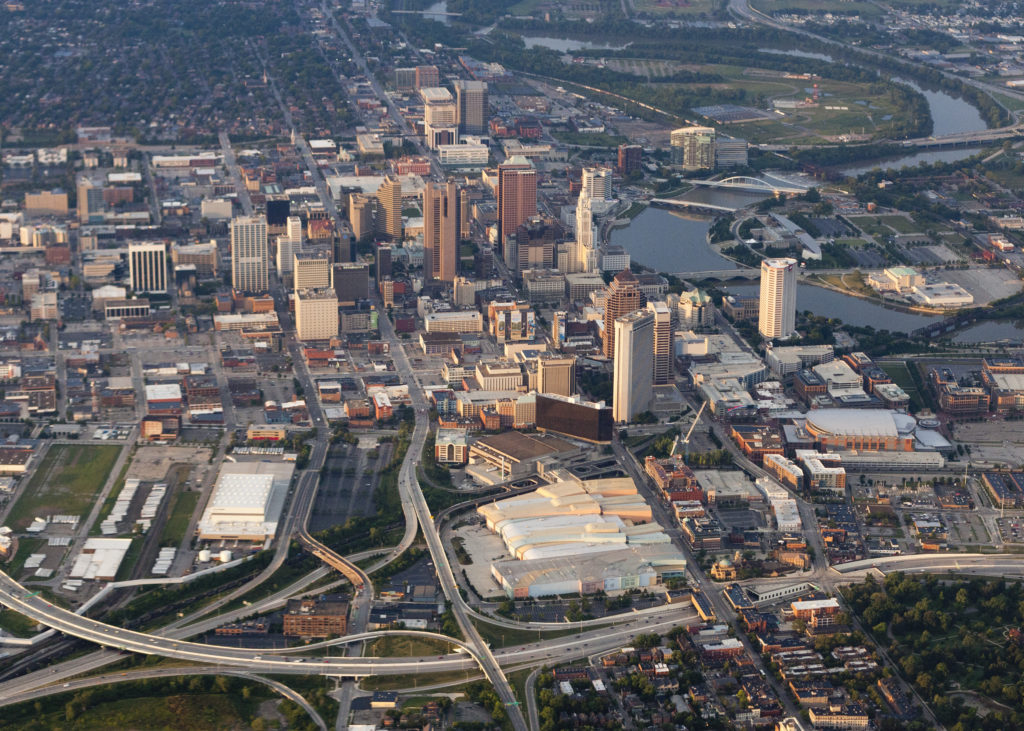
[[610, 208, 732, 272], [721, 282, 942, 332], [952, 320, 1024, 344]]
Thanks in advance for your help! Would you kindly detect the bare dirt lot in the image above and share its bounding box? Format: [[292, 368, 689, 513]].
[[127, 445, 212, 482]]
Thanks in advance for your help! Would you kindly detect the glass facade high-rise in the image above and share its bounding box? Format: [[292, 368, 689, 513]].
[[231, 216, 269, 294]]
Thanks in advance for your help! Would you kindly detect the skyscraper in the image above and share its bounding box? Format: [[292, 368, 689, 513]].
[[230, 216, 269, 293], [454, 80, 488, 135], [759, 257, 798, 339], [376, 176, 403, 242], [129, 242, 167, 293], [497, 156, 537, 255], [293, 250, 333, 291], [295, 288, 339, 342], [537, 354, 577, 397], [613, 309, 654, 423], [423, 180, 459, 282], [648, 300, 673, 385], [574, 191, 597, 274], [421, 87, 458, 149], [603, 269, 647, 359], [414, 64, 440, 89], [275, 215, 304, 279], [670, 126, 716, 170], [617, 144, 642, 176], [580, 166, 612, 201]]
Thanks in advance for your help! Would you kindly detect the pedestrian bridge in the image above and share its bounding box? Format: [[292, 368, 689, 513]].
[[675, 268, 761, 281], [649, 198, 736, 213], [680, 175, 809, 195]]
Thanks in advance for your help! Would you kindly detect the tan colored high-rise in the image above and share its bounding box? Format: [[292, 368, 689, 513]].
[[376, 176, 403, 242], [537, 355, 576, 397], [293, 250, 333, 291], [497, 157, 537, 249], [423, 181, 459, 282], [295, 288, 339, 341], [231, 216, 269, 294], [454, 80, 489, 135], [647, 300, 673, 385], [759, 257, 798, 339], [603, 269, 647, 359], [613, 310, 654, 423]]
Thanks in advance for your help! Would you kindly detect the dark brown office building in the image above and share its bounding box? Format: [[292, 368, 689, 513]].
[[536, 394, 613, 443]]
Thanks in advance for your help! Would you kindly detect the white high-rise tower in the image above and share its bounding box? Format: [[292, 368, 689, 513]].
[[759, 257, 798, 339], [231, 216, 269, 294]]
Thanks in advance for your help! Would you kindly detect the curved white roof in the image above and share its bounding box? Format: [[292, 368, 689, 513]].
[[806, 408, 898, 438], [893, 412, 917, 435]]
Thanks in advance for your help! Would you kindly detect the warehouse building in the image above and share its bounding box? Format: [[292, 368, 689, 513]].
[[197, 461, 296, 541], [490, 544, 687, 599]]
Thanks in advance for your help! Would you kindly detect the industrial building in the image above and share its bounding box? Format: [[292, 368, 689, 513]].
[[196, 461, 296, 541], [479, 473, 688, 597]]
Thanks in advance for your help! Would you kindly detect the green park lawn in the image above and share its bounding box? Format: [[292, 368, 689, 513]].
[[6, 444, 121, 529]]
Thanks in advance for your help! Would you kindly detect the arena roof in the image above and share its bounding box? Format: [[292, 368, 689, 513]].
[[805, 408, 898, 439]]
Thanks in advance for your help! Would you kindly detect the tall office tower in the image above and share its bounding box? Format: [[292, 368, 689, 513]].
[[421, 87, 458, 149], [376, 245, 392, 279], [376, 176, 403, 242], [459, 187, 474, 240], [77, 176, 105, 224], [293, 250, 333, 291], [551, 310, 567, 348], [497, 156, 537, 254], [276, 236, 299, 278], [647, 300, 673, 385], [129, 242, 167, 293], [613, 310, 654, 423], [574, 192, 598, 273], [580, 166, 612, 201], [295, 288, 339, 341], [513, 216, 559, 274], [603, 269, 647, 359], [617, 144, 642, 176], [265, 197, 290, 234], [349, 193, 378, 242], [334, 262, 370, 306], [230, 216, 269, 293], [537, 354, 577, 397], [285, 215, 304, 244], [670, 126, 716, 170], [395, 67, 417, 92], [422, 181, 459, 282], [415, 64, 440, 90], [454, 80, 489, 135], [759, 257, 798, 339]]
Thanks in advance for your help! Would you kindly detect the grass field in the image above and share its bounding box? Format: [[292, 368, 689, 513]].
[[0, 607, 40, 637], [879, 215, 920, 234], [471, 617, 580, 648], [0, 693, 259, 731], [847, 216, 890, 238], [361, 669, 478, 691], [6, 444, 121, 529], [160, 490, 199, 548], [368, 635, 453, 658], [633, 0, 721, 16]]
